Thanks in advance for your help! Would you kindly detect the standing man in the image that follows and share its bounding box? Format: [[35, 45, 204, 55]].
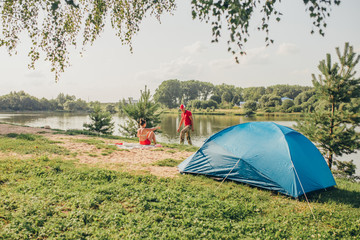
[[177, 104, 194, 145]]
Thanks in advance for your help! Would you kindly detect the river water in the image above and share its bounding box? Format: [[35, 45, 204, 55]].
[[0, 112, 358, 175]]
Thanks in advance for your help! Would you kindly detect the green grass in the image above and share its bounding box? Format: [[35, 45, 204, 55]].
[[151, 148, 164, 151], [161, 143, 199, 152], [73, 138, 105, 145], [54, 129, 138, 142], [0, 134, 359, 239], [152, 158, 183, 167], [101, 150, 114, 156], [0, 156, 359, 239], [0, 134, 70, 156]]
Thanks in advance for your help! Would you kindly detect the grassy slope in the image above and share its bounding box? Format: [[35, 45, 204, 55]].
[[0, 134, 359, 239]]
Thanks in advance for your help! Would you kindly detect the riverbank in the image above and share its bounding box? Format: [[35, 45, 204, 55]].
[[0, 123, 359, 238]]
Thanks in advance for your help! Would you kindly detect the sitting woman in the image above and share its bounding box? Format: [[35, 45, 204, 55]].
[[137, 118, 161, 145]]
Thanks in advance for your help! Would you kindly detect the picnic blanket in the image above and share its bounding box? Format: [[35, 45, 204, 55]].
[[115, 142, 162, 150]]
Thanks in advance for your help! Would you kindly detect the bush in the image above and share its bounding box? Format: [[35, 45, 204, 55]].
[[188, 99, 218, 110], [243, 100, 257, 111], [243, 108, 255, 116], [281, 99, 295, 112], [210, 95, 221, 104], [188, 100, 202, 109], [206, 99, 218, 109], [289, 105, 302, 113], [220, 102, 233, 109]]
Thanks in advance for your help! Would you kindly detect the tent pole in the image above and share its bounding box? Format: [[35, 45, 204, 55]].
[[292, 165, 316, 220], [216, 158, 241, 190]]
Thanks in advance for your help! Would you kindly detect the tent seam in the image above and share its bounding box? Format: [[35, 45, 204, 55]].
[[282, 134, 299, 196]]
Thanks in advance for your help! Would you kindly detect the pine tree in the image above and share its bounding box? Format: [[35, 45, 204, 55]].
[[296, 43, 360, 170], [83, 104, 114, 135], [119, 86, 161, 137]]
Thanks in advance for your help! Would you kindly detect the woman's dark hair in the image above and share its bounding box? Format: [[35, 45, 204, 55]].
[[139, 118, 146, 126]]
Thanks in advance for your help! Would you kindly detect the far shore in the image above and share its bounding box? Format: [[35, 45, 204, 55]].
[[162, 108, 305, 117], [0, 108, 305, 116]]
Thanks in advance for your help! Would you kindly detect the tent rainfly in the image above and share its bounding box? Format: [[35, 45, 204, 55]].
[[178, 122, 336, 197]]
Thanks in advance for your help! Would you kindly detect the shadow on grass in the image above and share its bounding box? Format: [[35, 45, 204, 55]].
[[306, 187, 360, 208], [183, 173, 360, 208]]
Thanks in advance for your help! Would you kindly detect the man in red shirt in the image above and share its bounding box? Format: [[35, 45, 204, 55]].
[[177, 104, 194, 145]]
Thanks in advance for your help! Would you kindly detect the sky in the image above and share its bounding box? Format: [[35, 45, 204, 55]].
[[1, 0, 360, 102]]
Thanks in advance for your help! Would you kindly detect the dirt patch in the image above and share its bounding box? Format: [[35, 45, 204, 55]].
[[0, 123, 193, 178], [0, 123, 54, 135]]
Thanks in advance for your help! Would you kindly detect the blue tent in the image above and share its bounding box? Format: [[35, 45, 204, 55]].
[[178, 122, 336, 197]]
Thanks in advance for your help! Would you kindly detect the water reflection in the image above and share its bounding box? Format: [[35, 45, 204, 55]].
[[0, 112, 300, 145], [0, 112, 90, 130], [158, 113, 301, 146]]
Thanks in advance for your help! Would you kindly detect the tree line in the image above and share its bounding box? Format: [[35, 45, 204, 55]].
[[0, 91, 89, 112], [153, 80, 316, 113]]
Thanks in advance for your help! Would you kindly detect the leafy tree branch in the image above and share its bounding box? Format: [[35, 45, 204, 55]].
[[0, 0, 341, 80]]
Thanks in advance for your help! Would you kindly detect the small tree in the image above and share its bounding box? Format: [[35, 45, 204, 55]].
[[119, 86, 161, 137], [296, 43, 360, 170], [83, 104, 114, 135]]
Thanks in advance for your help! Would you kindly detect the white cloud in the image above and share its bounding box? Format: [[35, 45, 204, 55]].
[[25, 70, 46, 79], [209, 58, 237, 69], [135, 57, 203, 82], [183, 41, 208, 54], [291, 68, 311, 76], [239, 47, 270, 65], [277, 43, 299, 56], [209, 47, 270, 69], [354, 45, 360, 54]]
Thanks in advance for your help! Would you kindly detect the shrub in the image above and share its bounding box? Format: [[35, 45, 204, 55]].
[[243, 108, 255, 116], [289, 105, 302, 113], [281, 99, 295, 112], [188, 99, 202, 109], [243, 100, 257, 111]]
